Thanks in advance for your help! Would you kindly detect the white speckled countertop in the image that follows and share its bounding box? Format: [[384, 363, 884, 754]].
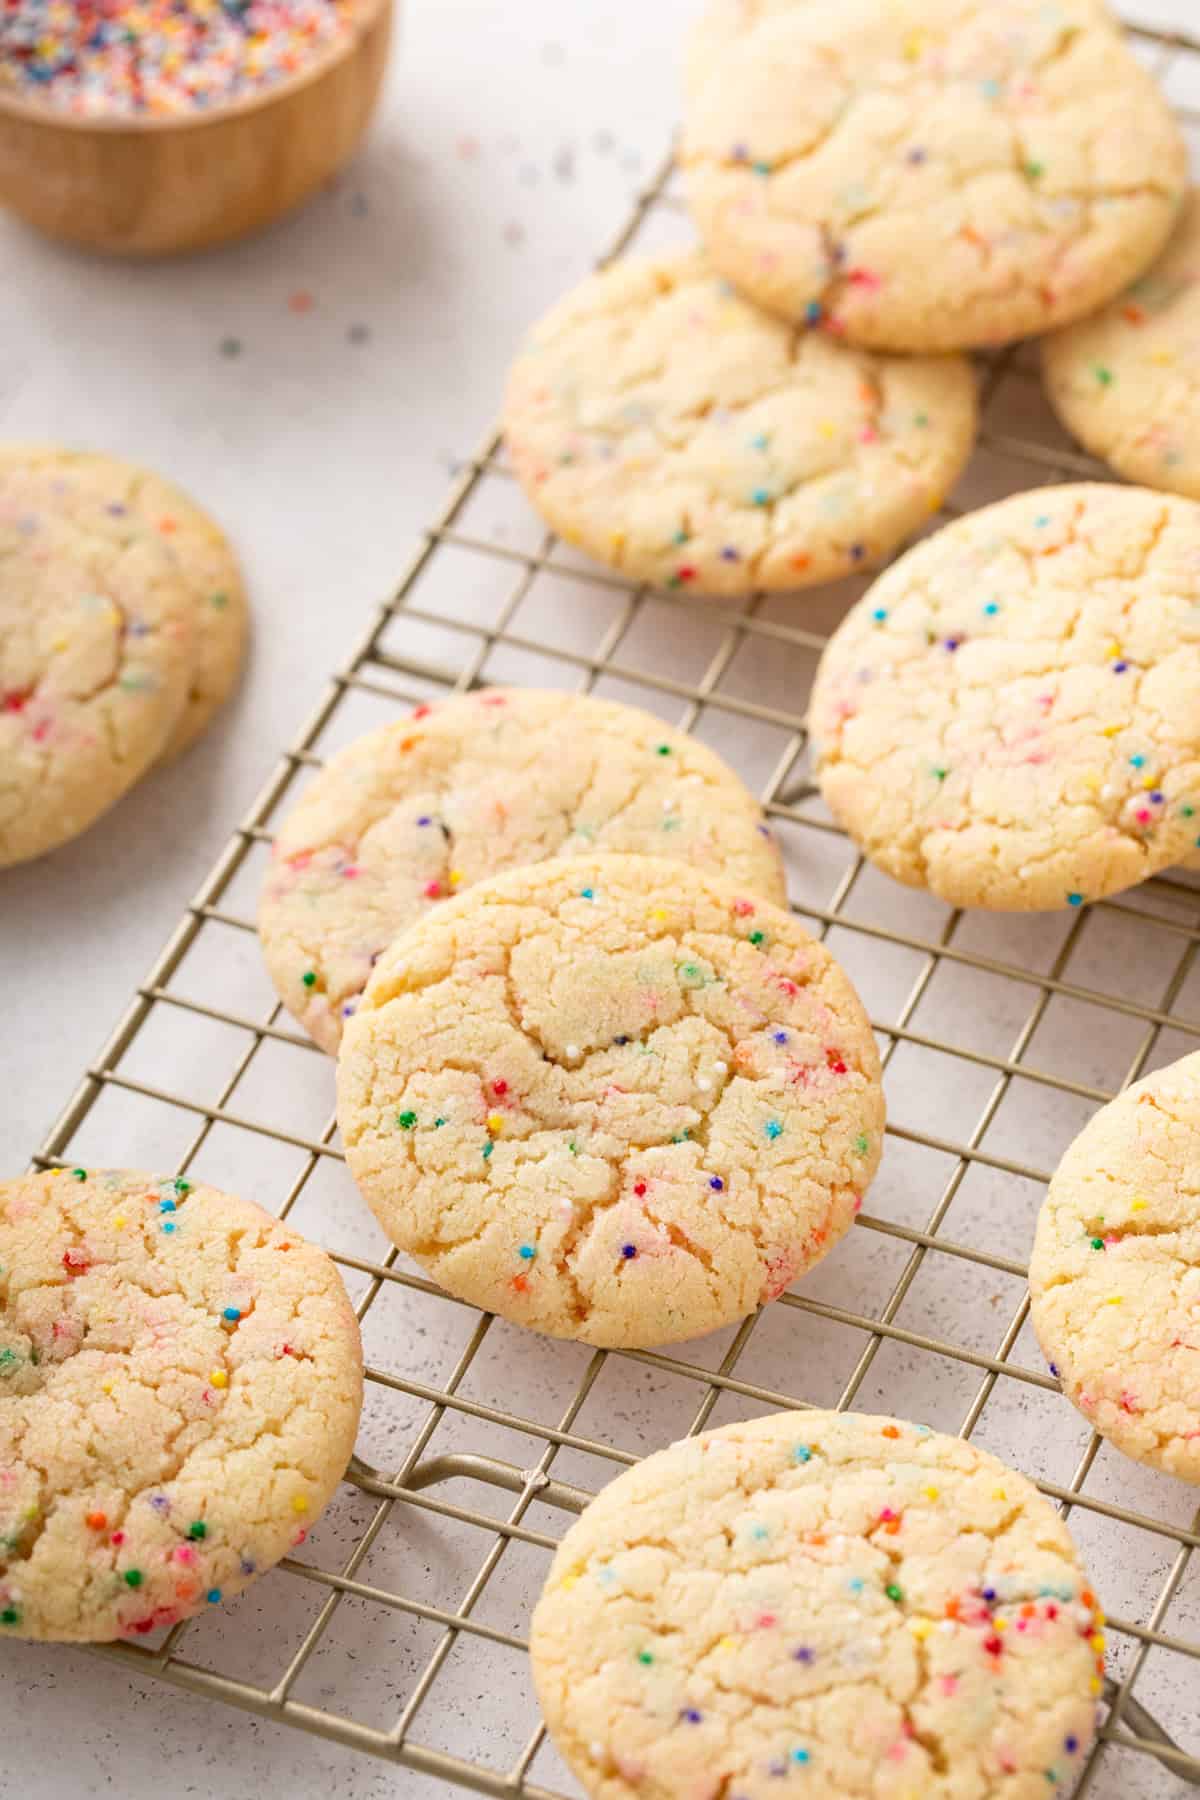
[[2, 3, 1198, 1796]]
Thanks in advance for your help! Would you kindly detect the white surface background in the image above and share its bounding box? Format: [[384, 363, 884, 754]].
[[1, 3, 1198, 1797]]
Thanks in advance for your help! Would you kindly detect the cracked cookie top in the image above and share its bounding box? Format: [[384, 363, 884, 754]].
[[1030, 1051, 1200, 1484], [809, 484, 1200, 911], [681, 0, 1186, 352], [0, 1169, 363, 1641], [0, 455, 197, 867], [260, 688, 788, 1054], [502, 250, 977, 593], [1042, 189, 1200, 502], [336, 853, 884, 1348], [531, 1410, 1102, 1800]]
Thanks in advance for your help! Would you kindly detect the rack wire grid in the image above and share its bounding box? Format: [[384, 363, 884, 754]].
[[23, 14, 1200, 1798]]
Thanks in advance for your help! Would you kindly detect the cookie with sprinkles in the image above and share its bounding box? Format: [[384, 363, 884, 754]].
[[502, 249, 977, 594], [1043, 190, 1200, 502], [0, 1169, 362, 1640], [809, 484, 1200, 911], [0, 446, 248, 758], [259, 687, 788, 1054], [681, 0, 1186, 352], [336, 853, 884, 1348], [1030, 1050, 1200, 1485], [531, 1410, 1103, 1800], [0, 453, 196, 866]]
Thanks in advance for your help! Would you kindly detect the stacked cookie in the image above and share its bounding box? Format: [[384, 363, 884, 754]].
[[259, 688, 791, 1052], [0, 446, 248, 867], [259, 687, 886, 1347], [503, 0, 1189, 599]]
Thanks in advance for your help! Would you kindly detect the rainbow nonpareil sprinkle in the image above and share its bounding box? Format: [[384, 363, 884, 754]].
[[0, 1, 359, 118]]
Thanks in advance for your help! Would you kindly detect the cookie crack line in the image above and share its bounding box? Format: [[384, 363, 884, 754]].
[[684, 144, 1175, 218], [381, 982, 730, 1254], [368, 935, 859, 1199], [1080, 1213, 1199, 1248]]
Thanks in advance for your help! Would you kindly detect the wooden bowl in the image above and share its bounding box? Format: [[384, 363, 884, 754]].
[[0, 0, 393, 257]]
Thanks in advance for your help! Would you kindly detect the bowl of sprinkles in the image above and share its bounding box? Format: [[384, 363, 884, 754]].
[[0, 0, 393, 255]]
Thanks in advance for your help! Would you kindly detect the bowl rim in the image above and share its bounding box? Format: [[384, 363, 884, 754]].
[[0, 0, 392, 134]]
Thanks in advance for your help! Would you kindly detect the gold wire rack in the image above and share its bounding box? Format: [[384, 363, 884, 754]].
[[26, 15, 1200, 1797]]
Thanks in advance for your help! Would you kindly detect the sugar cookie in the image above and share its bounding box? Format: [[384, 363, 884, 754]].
[[0, 455, 194, 866], [682, 0, 1186, 351], [336, 854, 883, 1348], [503, 250, 976, 592], [809, 484, 1200, 911], [0, 446, 248, 759], [1030, 1051, 1200, 1484], [531, 1410, 1103, 1800], [0, 1168, 362, 1641], [1043, 190, 1200, 501], [260, 688, 787, 1053]]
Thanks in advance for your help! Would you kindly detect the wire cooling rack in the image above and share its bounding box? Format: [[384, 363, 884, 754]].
[[25, 16, 1200, 1798]]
